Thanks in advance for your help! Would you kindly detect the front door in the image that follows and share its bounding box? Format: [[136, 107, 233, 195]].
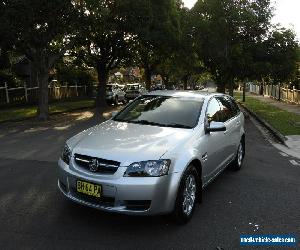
[[202, 97, 228, 182]]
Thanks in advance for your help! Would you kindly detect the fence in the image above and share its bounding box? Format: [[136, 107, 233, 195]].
[[0, 83, 91, 105], [249, 83, 300, 105]]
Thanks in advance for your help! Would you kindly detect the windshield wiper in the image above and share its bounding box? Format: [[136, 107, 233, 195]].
[[163, 123, 193, 129], [133, 120, 192, 129], [131, 120, 164, 126], [115, 119, 192, 129]]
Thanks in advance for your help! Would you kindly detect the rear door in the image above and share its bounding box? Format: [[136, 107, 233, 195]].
[[227, 96, 242, 149], [215, 96, 238, 162]]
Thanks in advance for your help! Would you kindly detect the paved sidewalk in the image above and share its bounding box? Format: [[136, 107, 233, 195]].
[[248, 93, 300, 115]]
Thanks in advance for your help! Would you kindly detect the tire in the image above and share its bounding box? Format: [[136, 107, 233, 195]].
[[172, 165, 200, 224], [114, 96, 119, 106], [231, 139, 245, 171]]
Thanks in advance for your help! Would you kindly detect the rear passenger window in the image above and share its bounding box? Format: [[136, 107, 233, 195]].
[[227, 97, 240, 116]]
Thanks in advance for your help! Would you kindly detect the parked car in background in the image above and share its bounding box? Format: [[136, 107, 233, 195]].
[[125, 83, 147, 100], [106, 83, 127, 105], [58, 91, 245, 224], [151, 84, 165, 91]]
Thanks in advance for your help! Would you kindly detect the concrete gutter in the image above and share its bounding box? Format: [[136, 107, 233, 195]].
[[238, 102, 287, 145]]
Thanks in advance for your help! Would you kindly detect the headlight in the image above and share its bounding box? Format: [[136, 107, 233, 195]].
[[124, 160, 171, 177], [61, 144, 71, 165]]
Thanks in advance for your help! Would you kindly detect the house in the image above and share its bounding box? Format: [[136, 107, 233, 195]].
[[123, 67, 142, 82]]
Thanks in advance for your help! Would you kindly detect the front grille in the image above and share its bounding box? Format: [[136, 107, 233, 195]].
[[74, 154, 120, 174]]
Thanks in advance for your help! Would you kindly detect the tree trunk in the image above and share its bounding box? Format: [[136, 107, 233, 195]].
[[217, 81, 225, 93], [183, 75, 188, 90], [162, 75, 169, 88], [96, 64, 109, 108], [242, 82, 246, 102], [145, 67, 152, 91], [228, 77, 234, 97], [259, 79, 264, 95], [36, 66, 50, 121]]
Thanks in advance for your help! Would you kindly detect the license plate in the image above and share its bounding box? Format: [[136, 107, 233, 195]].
[[76, 180, 102, 198]]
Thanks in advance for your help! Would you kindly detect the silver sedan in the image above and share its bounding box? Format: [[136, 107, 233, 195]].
[[58, 91, 245, 223]]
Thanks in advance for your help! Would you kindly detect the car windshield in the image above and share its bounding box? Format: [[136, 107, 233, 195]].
[[113, 95, 204, 129]]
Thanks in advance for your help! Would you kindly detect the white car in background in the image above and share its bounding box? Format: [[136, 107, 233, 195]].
[[125, 83, 147, 100], [106, 83, 127, 105]]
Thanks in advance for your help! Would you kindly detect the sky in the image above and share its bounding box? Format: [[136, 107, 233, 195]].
[[182, 0, 300, 40]]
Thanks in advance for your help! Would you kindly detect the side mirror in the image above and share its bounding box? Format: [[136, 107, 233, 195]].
[[111, 111, 118, 118], [206, 121, 226, 133]]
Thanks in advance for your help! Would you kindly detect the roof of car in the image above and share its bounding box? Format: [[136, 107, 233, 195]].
[[145, 90, 224, 99]]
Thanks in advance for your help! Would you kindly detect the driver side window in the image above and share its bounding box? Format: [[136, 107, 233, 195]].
[[206, 98, 221, 123]]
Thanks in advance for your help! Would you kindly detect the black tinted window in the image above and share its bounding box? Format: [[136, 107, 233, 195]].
[[206, 98, 221, 122]]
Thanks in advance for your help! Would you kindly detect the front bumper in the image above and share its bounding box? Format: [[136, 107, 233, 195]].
[[58, 158, 181, 215]]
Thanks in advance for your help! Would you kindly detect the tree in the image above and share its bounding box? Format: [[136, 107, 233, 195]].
[[129, 0, 181, 90], [75, 0, 135, 107], [192, 0, 273, 95], [173, 7, 204, 89], [266, 28, 299, 85], [1, 0, 77, 120]]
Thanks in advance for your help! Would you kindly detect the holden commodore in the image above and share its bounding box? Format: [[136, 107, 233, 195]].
[[58, 91, 245, 223]]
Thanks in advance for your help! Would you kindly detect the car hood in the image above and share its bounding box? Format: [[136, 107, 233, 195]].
[[68, 120, 193, 166]]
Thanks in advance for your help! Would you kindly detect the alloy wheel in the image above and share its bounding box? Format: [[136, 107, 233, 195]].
[[182, 174, 196, 216], [237, 143, 243, 167]]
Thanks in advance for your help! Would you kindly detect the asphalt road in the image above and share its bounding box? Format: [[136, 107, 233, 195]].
[[0, 112, 299, 250]]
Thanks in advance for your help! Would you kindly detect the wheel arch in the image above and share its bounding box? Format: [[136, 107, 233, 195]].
[[189, 159, 202, 184], [185, 158, 203, 203]]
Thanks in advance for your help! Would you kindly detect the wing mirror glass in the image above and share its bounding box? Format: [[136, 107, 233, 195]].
[[206, 121, 226, 133]]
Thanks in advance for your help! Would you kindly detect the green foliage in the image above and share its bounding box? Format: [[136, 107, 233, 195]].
[[1, 0, 77, 61], [192, 0, 273, 93], [265, 28, 299, 83], [56, 60, 96, 86], [1, 0, 299, 114], [75, 0, 134, 70], [127, 0, 181, 89], [1, 0, 80, 119], [234, 92, 300, 135]]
